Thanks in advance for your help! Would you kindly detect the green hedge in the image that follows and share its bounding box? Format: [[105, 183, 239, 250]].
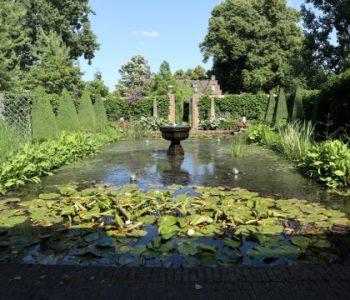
[[105, 96, 169, 121], [199, 93, 269, 121]]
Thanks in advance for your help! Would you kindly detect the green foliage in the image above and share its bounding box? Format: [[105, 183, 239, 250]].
[[0, 1, 27, 91], [301, 90, 321, 122], [31, 86, 58, 141], [25, 31, 83, 95], [198, 95, 211, 121], [0, 121, 28, 163], [291, 86, 305, 121], [230, 137, 248, 158], [139, 116, 168, 130], [302, 0, 350, 73], [19, 0, 99, 65], [217, 94, 269, 121], [85, 72, 109, 103], [105, 96, 169, 121], [78, 90, 96, 132], [247, 123, 277, 146], [56, 89, 80, 133], [300, 140, 350, 189], [199, 118, 226, 130], [115, 55, 151, 99], [275, 88, 288, 126], [264, 92, 276, 124], [0, 131, 119, 194], [200, 0, 303, 93], [277, 121, 314, 161], [94, 95, 108, 132]]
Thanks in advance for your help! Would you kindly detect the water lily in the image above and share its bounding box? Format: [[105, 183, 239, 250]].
[[187, 229, 195, 236]]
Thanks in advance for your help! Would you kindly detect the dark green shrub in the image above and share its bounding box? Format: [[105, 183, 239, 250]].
[[130, 98, 153, 119], [56, 89, 80, 133], [47, 93, 61, 115], [198, 95, 211, 120], [299, 140, 350, 189], [216, 94, 269, 121], [105, 96, 129, 121], [275, 88, 288, 126], [265, 92, 276, 125], [291, 86, 305, 121], [301, 90, 321, 121], [156, 95, 170, 119], [31, 86, 58, 141], [78, 90, 96, 132], [94, 94, 108, 132]]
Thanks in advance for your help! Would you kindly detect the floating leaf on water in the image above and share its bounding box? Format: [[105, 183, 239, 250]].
[[190, 215, 214, 226], [158, 225, 180, 240], [137, 215, 157, 225], [291, 236, 311, 249], [198, 243, 216, 253], [258, 224, 284, 235], [39, 193, 61, 200], [223, 237, 241, 249], [313, 239, 331, 248], [247, 245, 302, 261], [328, 218, 350, 226], [159, 215, 178, 227], [178, 242, 199, 256]]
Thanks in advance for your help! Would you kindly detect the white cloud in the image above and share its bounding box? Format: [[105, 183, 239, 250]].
[[131, 30, 160, 38]]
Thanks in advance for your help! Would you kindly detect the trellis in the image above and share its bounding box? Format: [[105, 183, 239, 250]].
[[0, 94, 32, 140]]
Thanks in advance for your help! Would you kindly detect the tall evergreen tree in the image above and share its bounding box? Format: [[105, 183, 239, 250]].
[[94, 94, 108, 132], [265, 92, 276, 125], [56, 89, 80, 133], [78, 90, 96, 132], [31, 86, 58, 141], [0, 1, 27, 91], [291, 86, 305, 121], [275, 88, 288, 126], [25, 30, 83, 95]]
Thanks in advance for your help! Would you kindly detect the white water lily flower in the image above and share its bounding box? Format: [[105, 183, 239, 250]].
[[125, 192, 131, 196], [187, 229, 195, 236], [125, 220, 132, 226]]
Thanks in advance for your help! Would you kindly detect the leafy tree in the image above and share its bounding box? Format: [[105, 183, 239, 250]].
[[185, 66, 208, 80], [78, 89, 96, 132], [150, 61, 176, 96], [174, 69, 186, 80], [18, 0, 99, 67], [302, 0, 350, 73], [25, 30, 83, 95], [116, 55, 152, 103], [200, 0, 303, 93], [31, 86, 58, 141], [275, 88, 288, 125], [56, 89, 80, 133], [0, 1, 27, 91], [86, 71, 109, 103], [94, 94, 108, 132]]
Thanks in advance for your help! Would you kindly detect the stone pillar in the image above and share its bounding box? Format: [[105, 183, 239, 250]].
[[168, 93, 176, 124], [192, 94, 199, 130], [153, 97, 158, 118], [210, 96, 216, 121]]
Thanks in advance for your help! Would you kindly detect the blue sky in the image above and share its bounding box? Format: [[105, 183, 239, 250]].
[[79, 0, 305, 91]]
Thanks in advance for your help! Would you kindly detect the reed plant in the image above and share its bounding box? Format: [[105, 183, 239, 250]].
[[230, 137, 248, 158], [277, 121, 314, 161]]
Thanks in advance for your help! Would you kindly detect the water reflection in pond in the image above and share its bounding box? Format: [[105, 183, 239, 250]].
[[10, 138, 350, 213]]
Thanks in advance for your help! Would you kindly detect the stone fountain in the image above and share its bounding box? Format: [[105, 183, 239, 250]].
[[160, 125, 191, 156]]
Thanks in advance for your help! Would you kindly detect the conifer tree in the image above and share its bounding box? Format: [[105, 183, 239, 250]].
[[291, 86, 305, 121], [94, 94, 108, 132], [275, 88, 288, 126], [56, 89, 80, 133], [265, 92, 276, 125], [78, 89, 96, 132], [31, 86, 58, 141]]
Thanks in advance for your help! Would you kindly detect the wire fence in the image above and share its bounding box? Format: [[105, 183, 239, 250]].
[[0, 94, 32, 141]]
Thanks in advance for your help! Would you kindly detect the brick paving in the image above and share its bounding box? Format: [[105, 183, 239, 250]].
[[0, 264, 349, 300]]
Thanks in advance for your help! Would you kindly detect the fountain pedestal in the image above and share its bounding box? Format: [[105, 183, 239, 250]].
[[160, 126, 191, 157]]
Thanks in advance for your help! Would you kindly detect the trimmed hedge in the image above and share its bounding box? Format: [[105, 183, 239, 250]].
[[56, 89, 80, 133], [105, 96, 170, 121], [199, 93, 269, 121]]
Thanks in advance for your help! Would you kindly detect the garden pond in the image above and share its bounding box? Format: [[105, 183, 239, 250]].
[[1, 138, 350, 267]]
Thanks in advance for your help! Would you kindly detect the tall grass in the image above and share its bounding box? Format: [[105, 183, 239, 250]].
[[116, 121, 152, 140], [0, 121, 28, 163], [277, 121, 314, 161], [230, 137, 248, 158]]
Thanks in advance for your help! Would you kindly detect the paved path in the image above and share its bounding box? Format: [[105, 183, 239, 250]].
[[1, 264, 349, 300]]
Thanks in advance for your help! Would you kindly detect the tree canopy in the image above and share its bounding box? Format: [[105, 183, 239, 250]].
[[115, 55, 152, 103], [200, 0, 303, 93], [301, 0, 350, 73]]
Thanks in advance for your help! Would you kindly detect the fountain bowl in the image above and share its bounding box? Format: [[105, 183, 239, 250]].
[[160, 125, 191, 156]]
